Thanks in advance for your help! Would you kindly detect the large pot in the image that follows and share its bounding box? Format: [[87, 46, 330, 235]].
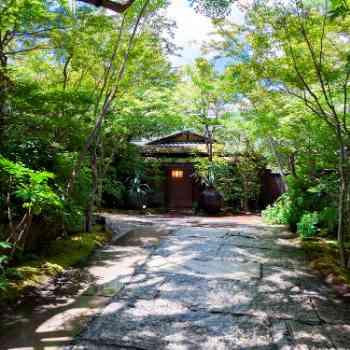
[[199, 186, 223, 214], [127, 192, 147, 210]]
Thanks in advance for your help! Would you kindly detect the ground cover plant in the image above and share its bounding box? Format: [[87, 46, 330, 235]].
[[0, 227, 109, 302]]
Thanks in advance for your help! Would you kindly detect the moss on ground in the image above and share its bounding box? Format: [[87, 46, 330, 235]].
[[1, 226, 111, 303], [302, 239, 350, 286]]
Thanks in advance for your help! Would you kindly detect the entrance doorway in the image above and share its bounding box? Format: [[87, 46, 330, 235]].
[[166, 164, 193, 209]]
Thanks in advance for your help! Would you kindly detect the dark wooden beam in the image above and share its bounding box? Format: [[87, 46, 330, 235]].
[[78, 0, 135, 13]]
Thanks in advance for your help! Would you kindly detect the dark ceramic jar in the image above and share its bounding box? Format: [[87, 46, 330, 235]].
[[199, 186, 223, 214]]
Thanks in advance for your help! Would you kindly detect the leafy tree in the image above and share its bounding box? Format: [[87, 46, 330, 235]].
[[0, 0, 180, 240], [210, 0, 350, 265], [329, 0, 350, 17], [176, 58, 228, 160], [0, 0, 69, 146]]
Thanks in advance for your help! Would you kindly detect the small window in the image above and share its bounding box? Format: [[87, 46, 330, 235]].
[[171, 169, 184, 178]]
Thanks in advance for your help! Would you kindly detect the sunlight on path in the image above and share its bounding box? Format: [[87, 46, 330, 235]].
[[0, 222, 168, 350], [71, 214, 350, 350]]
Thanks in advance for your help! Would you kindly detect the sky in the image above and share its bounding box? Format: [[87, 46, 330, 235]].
[[166, 0, 245, 67]]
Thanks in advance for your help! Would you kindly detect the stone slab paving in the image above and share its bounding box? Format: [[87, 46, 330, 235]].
[[0, 222, 168, 350], [71, 215, 350, 350]]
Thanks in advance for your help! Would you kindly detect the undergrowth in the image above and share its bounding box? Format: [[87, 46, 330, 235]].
[[302, 239, 350, 286], [0, 226, 111, 303]]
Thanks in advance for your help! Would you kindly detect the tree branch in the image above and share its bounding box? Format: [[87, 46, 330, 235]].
[[94, 12, 127, 115], [66, 0, 149, 195], [297, 4, 339, 122], [78, 0, 135, 13], [6, 191, 16, 240], [5, 45, 49, 55], [63, 55, 72, 90], [283, 28, 330, 121], [283, 86, 336, 129], [342, 70, 350, 136]]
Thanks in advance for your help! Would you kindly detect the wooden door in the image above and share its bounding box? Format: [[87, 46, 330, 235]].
[[167, 165, 193, 209]]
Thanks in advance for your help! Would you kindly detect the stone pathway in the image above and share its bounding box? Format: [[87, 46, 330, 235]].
[[0, 218, 169, 350], [72, 214, 350, 350]]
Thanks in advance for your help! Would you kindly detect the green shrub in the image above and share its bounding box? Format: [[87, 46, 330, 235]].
[[0, 241, 12, 291], [54, 154, 91, 231], [102, 179, 126, 208], [0, 156, 62, 215], [262, 193, 293, 224], [193, 156, 263, 209], [297, 212, 319, 239], [0, 156, 63, 250], [263, 173, 338, 233], [318, 207, 337, 234], [61, 200, 84, 233]]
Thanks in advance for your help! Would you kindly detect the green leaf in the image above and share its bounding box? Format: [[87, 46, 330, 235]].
[[0, 242, 11, 249]]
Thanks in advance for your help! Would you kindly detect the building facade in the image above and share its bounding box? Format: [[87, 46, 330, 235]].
[[133, 130, 283, 211]]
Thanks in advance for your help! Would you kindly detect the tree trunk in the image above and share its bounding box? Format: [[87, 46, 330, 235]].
[[84, 206, 93, 233], [337, 142, 349, 267], [0, 56, 10, 149], [18, 209, 33, 251], [288, 153, 298, 179], [268, 137, 288, 192], [85, 146, 98, 232], [242, 179, 250, 212]]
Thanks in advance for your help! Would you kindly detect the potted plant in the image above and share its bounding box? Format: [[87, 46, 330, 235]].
[[127, 173, 151, 210], [198, 164, 223, 214]]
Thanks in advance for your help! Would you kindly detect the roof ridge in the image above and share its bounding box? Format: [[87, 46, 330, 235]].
[[146, 130, 208, 145]]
